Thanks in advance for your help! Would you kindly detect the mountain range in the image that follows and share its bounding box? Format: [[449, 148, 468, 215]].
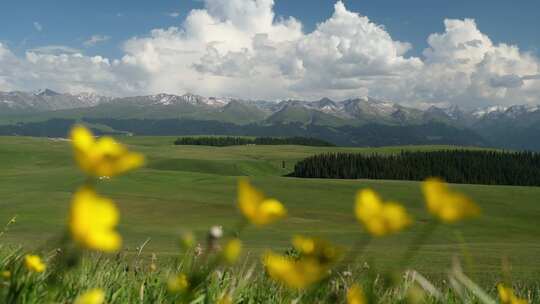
[[1, 89, 539, 150]]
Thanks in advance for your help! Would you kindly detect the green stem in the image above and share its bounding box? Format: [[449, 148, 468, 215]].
[[399, 220, 439, 269], [232, 219, 248, 238], [341, 236, 372, 268]]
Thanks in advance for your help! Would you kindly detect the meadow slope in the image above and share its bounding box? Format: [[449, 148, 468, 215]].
[[0, 136, 539, 284]]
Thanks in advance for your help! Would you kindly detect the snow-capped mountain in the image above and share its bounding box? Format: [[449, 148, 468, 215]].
[[2, 89, 539, 130], [2, 89, 540, 150], [73, 92, 113, 107], [107, 93, 235, 109], [34, 88, 61, 97], [262, 96, 422, 123], [472, 104, 540, 120], [0, 89, 111, 112], [472, 105, 508, 118], [145, 93, 231, 107]]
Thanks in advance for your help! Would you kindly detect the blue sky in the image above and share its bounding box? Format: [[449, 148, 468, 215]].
[[2, 0, 538, 59], [1, 0, 539, 107]]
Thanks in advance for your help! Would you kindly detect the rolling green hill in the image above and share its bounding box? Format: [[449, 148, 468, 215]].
[[0, 103, 268, 126], [0, 136, 539, 282]]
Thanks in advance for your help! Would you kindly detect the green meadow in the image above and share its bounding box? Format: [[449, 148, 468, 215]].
[[1, 136, 539, 285]]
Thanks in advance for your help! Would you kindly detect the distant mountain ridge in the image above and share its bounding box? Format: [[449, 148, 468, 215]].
[[0, 89, 113, 113], [1, 89, 539, 150], [1, 88, 538, 125]]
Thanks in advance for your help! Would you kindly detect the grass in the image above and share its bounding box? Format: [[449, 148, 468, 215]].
[[0, 135, 539, 302], [4, 248, 534, 304]]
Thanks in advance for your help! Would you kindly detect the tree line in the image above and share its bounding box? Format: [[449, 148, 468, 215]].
[[174, 136, 335, 147], [289, 150, 540, 186]]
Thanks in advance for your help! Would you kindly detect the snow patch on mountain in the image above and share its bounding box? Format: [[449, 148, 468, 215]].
[[472, 105, 508, 118], [147, 93, 229, 107], [2, 89, 540, 126]]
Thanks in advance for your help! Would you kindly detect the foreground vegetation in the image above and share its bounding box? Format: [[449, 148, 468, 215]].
[[0, 246, 537, 303], [290, 150, 540, 186], [0, 134, 538, 303]]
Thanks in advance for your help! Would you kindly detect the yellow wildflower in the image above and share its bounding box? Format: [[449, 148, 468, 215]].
[[74, 289, 105, 304], [263, 252, 326, 289], [217, 294, 233, 304], [407, 285, 426, 304], [1, 270, 10, 279], [264, 236, 341, 289], [237, 179, 286, 226], [347, 284, 366, 304], [355, 189, 412, 236], [292, 235, 342, 264], [70, 125, 144, 177], [180, 231, 195, 250], [69, 187, 121, 252], [222, 238, 242, 264], [168, 273, 190, 293], [422, 178, 480, 223], [498, 283, 528, 304], [24, 254, 46, 273]]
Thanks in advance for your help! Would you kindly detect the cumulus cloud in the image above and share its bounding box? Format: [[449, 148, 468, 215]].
[[29, 45, 82, 55], [522, 74, 540, 80], [414, 18, 540, 106], [0, 42, 142, 95], [1, 0, 539, 107], [489, 74, 524, 88], [119, 0, 303, 97], [286, 1, 422, 98], [83, 35, 111, 47]]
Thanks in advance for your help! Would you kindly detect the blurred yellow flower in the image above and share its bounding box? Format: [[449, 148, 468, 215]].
[[264, 236, 341, 289], [422, 178, 480, 223], [407, 285, 426, 304], [1, 270, 10, 279], [347, 284, 366, 304], [355, 189, 412, 236], [168, 273, 190, 293], [223, 238, 242, 264], [74, 289, 105, 304], [180, 231, 195, 250], [292, 235, 342, 264], [263, 252, 326, 289], [70, 124, 144, 177], [238, 179, 286, 226], [24, 254, 46, 273], [69, 187, 121, 252], [498, 283, 528, 304], [217, 294, 233, 304]]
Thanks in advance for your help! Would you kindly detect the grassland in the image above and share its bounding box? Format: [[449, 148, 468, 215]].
[[0, 135, 539, 288]]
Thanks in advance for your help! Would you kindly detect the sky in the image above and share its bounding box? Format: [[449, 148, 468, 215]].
[[1, 0, 539, 108]]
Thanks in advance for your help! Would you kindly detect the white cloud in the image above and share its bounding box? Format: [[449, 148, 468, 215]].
[[119, 0, 303, 98], [0, 43, 18, 90], [1, 0, 539, 107], [285, 1, 422, 98], [167, 12, 180, 18], [0, 42, 140, 95], [29, 45, 82, 55], [33, 22, 43, 32], [413, 18, 540, 106], [83, 35, 111, 47]]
